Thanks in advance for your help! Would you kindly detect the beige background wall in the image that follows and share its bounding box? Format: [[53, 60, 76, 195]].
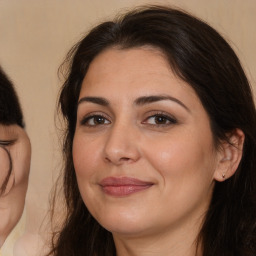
[[0, 0, 255, 253]]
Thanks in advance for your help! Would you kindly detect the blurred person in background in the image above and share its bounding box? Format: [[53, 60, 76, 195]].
[[0, 66, 31, 256]]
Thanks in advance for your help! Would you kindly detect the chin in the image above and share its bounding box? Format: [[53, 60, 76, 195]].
[[103, 222, 149, 237], [95, 209, 155, 237]]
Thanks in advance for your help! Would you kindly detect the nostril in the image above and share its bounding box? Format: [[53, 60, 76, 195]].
[[120, 157, 130, 161], [104, 156, 132, 164]]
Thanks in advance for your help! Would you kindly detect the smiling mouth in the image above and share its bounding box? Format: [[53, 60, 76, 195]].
[[99, 177, 154, 197]]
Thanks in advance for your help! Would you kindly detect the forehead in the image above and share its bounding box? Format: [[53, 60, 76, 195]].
[[83, 47, 172, 84], [0, 124, 19, 140], [80, 47, 200, 108]]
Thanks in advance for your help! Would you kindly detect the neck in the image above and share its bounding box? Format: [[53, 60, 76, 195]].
[[113, 217, 203, 256]]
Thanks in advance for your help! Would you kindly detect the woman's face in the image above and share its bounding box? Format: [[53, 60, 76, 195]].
[[0, 124, 31, 197], [0, 124, 31, 244], [73, 47, 222, 238]]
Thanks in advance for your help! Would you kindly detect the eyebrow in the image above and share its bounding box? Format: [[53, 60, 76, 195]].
[[78, 97, 109, 106], [78, 95, 189, 112], [135, 95, 190, 112]]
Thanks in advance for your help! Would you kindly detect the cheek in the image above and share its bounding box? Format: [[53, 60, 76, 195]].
[[72, 134, 105, 216], [0, 148, 10, 184], [10, 140, 31, 186], [143, 130, 216, 190], [141, 135, 216, 222], [72, 134, 102, 181], [0, 148, 15, 195]]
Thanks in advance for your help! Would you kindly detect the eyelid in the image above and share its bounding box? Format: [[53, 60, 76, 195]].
[[79, 112, 111, 126]]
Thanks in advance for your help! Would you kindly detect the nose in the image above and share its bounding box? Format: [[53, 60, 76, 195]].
[[103, 121, 141, 165]]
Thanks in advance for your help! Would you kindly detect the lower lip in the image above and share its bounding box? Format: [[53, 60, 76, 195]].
[[101, 184, 152, 197]]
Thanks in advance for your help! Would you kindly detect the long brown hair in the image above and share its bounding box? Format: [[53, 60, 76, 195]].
[[49, 6, 256, 256]]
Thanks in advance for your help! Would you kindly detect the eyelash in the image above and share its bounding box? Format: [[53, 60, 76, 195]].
[[80, 114, 111, 127], [0, 140, 15, 146], [80, 111, 177, 128], [143, 112, 177, 126]]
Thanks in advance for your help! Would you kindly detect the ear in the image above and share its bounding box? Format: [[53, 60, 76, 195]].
[[214, 129, 245, 182]]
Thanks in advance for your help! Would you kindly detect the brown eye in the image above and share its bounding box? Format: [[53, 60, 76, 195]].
[[81, 115, 111, 126], [154, 116, 169, 124], [94, 116, 105, 124], [144, 114, 177, 126]]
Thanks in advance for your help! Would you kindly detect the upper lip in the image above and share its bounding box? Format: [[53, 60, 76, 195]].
[[99, 177, 154, 186]]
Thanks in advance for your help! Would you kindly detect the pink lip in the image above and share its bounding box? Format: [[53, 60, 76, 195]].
[[99, 177, 153, 197]]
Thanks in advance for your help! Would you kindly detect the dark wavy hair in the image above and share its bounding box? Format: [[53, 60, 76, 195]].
[[49, 6, 256, 256], [0, 66, 24, 195], [0, 67, 24, 127]]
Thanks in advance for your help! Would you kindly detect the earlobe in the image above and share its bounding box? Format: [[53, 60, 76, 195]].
[[214, 129, 245, 182]]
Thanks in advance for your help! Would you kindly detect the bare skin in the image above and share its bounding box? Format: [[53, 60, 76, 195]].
[[73, 47, 244, 256], [0, 125, 31, 247]]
